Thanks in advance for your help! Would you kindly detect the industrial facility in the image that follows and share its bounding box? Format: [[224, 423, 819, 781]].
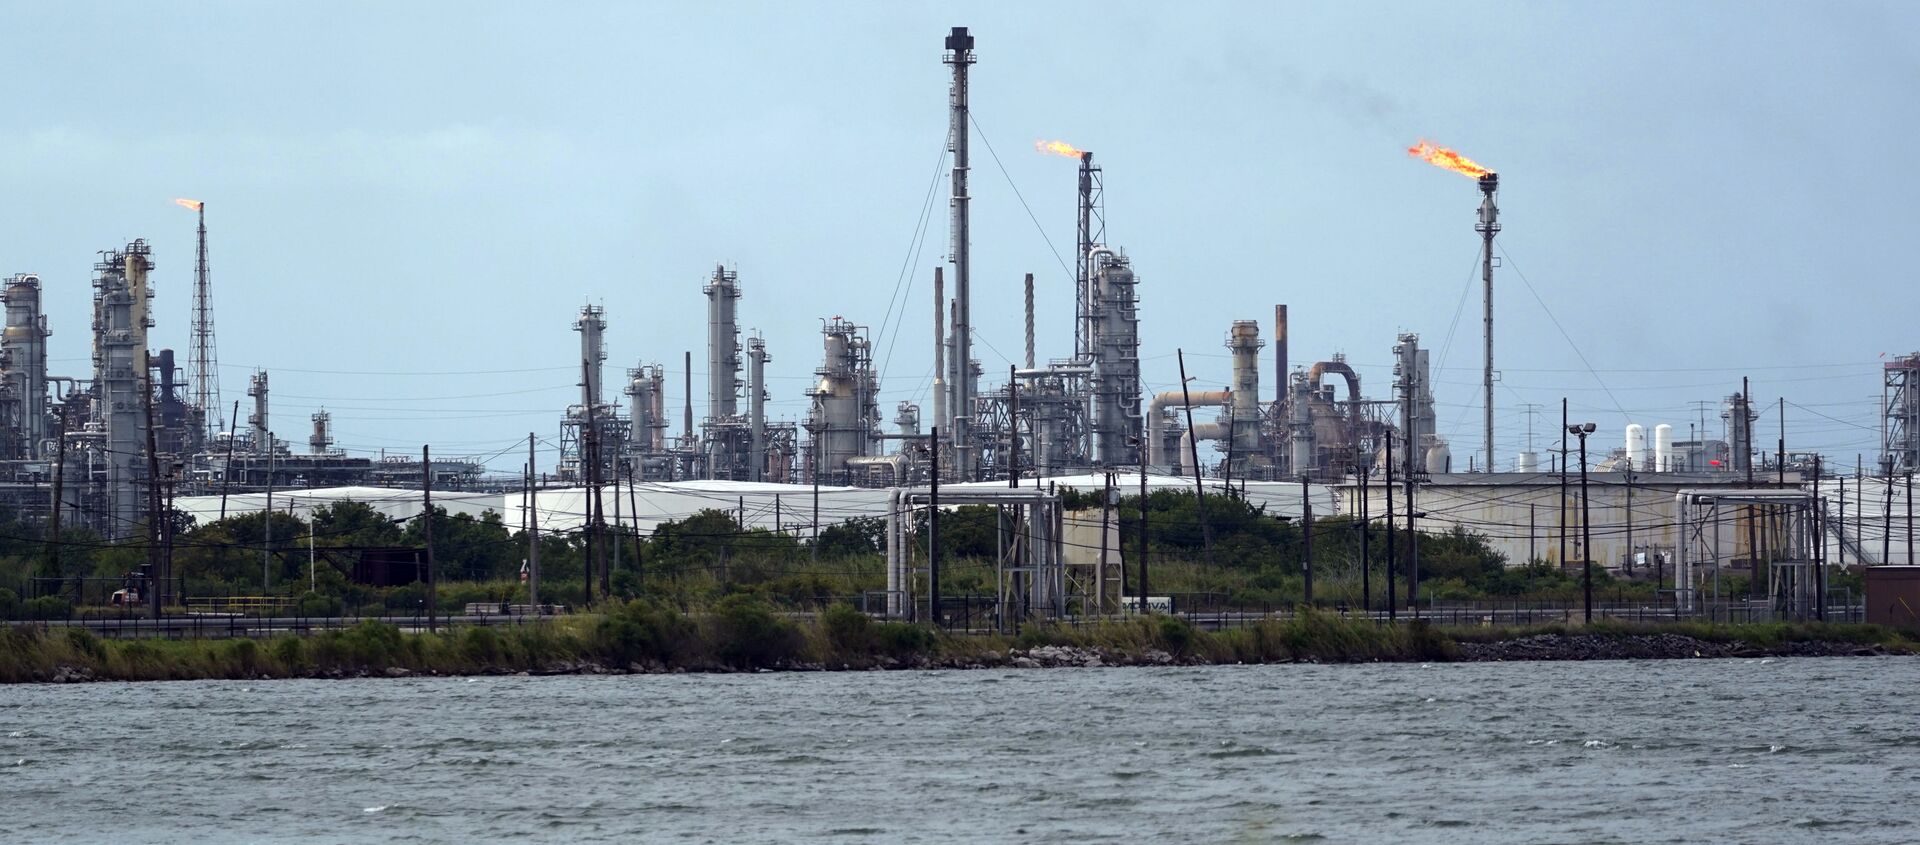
[[1, 25, 1914, 627]]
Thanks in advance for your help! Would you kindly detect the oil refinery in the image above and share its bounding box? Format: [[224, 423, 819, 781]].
[[0, 25, 1913, 625]]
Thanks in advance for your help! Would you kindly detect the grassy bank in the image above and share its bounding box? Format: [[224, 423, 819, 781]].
[[3, 603, 1913, 684]]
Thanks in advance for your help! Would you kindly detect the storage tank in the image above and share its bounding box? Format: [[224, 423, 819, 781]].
[[1516, 451, 1539, 473], [1653, 423, 1674, 472], [1424, 440, 1451, 475], [1624, 424, 1646, 470]]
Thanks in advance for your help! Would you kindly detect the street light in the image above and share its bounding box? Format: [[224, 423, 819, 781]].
[[1568, 422, 1597, 623]]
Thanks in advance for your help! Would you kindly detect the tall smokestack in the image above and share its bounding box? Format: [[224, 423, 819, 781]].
[[1477, 172, 1500, 473], [944, 25, 976, 480], [1023, 272, 1035, 369], [932, 267, 945, 440], [1076, 151, 1098, 360], [1274, 304, 1288, 406]]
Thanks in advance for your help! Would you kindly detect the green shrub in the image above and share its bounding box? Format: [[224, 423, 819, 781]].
[[23, 596, 69, 620], [296, 593, 343, 618], [63, 627, 106, 663], [820, 603, 871, 652], [708, 593, 800, 669], [269, 635, 308, 671], [460, 626, 503, 664], [225, 638, 263, 673], [1156, 615, 1195, 655], [594, 600, 698, 665], [337, 621, 405, 667], [871, 622, 934, 658], [0, 588, 19, 620]]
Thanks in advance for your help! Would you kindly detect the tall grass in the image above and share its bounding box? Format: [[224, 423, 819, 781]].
[[2, 608, 1910, 684]]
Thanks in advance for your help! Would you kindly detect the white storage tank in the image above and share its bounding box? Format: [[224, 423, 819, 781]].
[[1424, 440, 1451, 475], [1624, 424, 1647, 470], [1653, 423, 1674, 472], [1516, 451, 1539, 473]]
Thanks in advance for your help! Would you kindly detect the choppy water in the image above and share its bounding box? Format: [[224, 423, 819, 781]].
[[2, 658, 1916, 843]]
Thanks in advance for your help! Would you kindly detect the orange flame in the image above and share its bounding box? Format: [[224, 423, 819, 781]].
[[1407, 140, 1491, 179], [174, 198, 204, 211], [1034, 139, 1086, 159]]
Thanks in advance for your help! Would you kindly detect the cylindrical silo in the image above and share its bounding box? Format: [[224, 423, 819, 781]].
[[1625, 423, 1646, 470], [1653, 423, 1674, 472], [1516, 451, 1538, 473]]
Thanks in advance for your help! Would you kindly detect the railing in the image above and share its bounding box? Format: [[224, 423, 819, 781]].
[[184, 596, 298, 615]]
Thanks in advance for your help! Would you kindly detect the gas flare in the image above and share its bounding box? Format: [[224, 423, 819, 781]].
[[174, 198, 204, 211], [1034, 139, 1086, 159], [1407, 140, 1491, 179]]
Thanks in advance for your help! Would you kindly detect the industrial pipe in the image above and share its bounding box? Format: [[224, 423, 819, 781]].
[[1147, 389, 1230, 467], [1307, 360, 1362, 403], [1178, 421, 1230, 478], [847, 454, 909, 487]]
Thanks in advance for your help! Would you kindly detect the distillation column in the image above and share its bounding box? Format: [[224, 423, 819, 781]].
[[93, 243, 151, 536], [247, 370, 270, 453], [1087, 249, 1142, 466], [705, 265, 741, 421], [310, 409, 332, 454], [576, 304, 606, 409], [2, 275, 49, 458], [748, 333, 768, 482]]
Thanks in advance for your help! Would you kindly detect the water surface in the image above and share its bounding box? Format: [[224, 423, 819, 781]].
[[3, 658, 1913, 843]]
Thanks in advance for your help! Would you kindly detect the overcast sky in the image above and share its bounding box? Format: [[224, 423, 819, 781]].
[[2, 2, 1914, 474]]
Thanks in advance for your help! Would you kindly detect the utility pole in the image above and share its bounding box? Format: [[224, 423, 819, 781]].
[[582, 358, 598, 604], [1815, 454, 1826, 621], [1360, 461, 1372, 614], [1572, 423, 1595, 623], [929, 425, 941, 626], [527, 433, 540, 610], [1827, 476, 1843, 568], [611, 455, 624, 587], [1100, 471, 1112, 615], [423, 444, 436, 633], [1385, 436, 1396, 622], [1299, 474, 1313, 606], [1528, 503, 1537, 566], [1176, 349, 1212, 562], [1885, 463, 1895, 566], [264, 432, 275, 592], [627, 461, 642, 596], [144, 362, 164, 618], [1624, 463, 1635, 576], [1008, 364, 1019, 489], [1559, 398, 1568, 568], [218, 401, 239, 521], [1405, 365, 1420, 618], [1778, 397, 1786, 487], [44, 408, 65, 582], [1138, 458, 1149, 615]]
